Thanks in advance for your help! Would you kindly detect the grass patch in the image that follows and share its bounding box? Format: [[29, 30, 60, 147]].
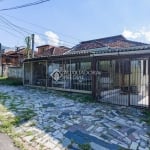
[[0, 104, 26, 149], [54, 91, 95, 103], [0, 77, 22, 86], [78, 143, 92, 150], [9, 102, 17, 110], [15, 109, 36, 124], [0, 114, 21, 133], [0, 92, 12, 106], [142, 110, 150, 125], [24, 131, 34, 136], [13, 138, 26, 150], [0, 92, 11, 99]]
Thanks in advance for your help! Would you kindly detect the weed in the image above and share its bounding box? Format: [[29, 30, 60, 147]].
[[0, 92, 11, 100], [78, 143, 92, 150], [0, 115, 21, 133], [54, 91, 94, 103], [115, 125, 122, 129], [24, 131, 34, 136], [9, 102, 17, 110], [31, 136, 36, 142], [67, 139, 74, 149], [0, 100, 26, 150], [39, 144, 44, 150], [13, 138, 26, 150], [0, 77, 22, 86], [147, 132, 150, 137], [30, 122, 36, 127], [16, 109, 36, 123], [142, 110, 150, 125]]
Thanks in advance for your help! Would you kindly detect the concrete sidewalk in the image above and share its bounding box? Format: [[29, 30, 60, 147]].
[[0, 133, 19, 150]]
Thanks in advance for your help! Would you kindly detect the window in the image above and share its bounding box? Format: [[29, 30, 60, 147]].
[[6, 57, 11, 63]]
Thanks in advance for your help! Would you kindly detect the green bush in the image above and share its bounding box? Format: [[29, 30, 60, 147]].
[[78, 143, 92, 150], [142, 110, 150, 125], [0, 77, 22, 86]]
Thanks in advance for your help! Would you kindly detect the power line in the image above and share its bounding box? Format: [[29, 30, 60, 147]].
[[0, 13, 81, 42], [0, 16, 26, 37], [0, 0, 51, 11], [0, 26, 23, 38], [0, 15, 30, 34], [0, 15, 75, 47]]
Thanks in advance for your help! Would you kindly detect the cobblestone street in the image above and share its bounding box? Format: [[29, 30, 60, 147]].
[[0, 85, 150, 150]]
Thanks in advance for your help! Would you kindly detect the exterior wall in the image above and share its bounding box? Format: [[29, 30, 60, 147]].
[[2, 56, 19, 66], [0, 53, 24, 77], [37, 46, 52, 55], [2, 65, 8, 77], [8, 66, 23, 79]]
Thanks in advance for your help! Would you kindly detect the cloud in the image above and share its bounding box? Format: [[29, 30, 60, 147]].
[[45, 31, 60, 46], [34, 31, 61, 47], [122, 27, 150, 43], [122, 30, 140, 39], [34, 34, 46, 46]]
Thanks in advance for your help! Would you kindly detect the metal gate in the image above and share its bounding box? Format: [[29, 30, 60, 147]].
[[96, 58, 149, 108]]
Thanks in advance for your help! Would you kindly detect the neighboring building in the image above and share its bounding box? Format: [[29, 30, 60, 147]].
[[0, 47, 27, 76], [0, 44, 70, 77], [36, 45, 70, 57]]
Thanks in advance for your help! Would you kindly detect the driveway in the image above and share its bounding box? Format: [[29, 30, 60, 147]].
[[0, 85, 150, 150]]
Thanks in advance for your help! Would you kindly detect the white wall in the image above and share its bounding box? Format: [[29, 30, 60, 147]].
[[8, 67, 23, 79]]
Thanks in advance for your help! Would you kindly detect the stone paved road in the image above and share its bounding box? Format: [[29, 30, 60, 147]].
[[0, 85, 150, 150]]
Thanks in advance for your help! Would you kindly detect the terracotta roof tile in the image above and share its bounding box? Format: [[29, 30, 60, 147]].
[[71, 35, 148, 51]]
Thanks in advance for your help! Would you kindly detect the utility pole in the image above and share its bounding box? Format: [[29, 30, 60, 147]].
[[31, 34, 34, 58]]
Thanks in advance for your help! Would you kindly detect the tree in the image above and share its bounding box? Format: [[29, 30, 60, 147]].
[[25, 36, 31, 59]]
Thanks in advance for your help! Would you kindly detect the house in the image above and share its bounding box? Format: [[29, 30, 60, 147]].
[[0, 44, 70, 77], [0, 47, 28, 76], [36, 45, 70, 57], [23, 35, 150, 108], [67, 35, 149, 99], [70, 35, 147, 52]]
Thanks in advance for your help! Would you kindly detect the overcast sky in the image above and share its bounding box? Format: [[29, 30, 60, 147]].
[[0, 0, 150, 48]]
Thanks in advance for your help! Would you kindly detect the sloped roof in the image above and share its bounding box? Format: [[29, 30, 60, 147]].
[[4, 50, 15, 55], [71, 35, 148, 52], [36, 45, 50, 48]]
